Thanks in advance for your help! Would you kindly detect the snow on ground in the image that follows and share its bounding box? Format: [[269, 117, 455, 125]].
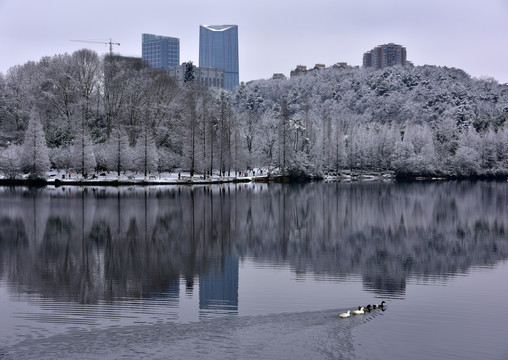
[[2, 168, 395, 185], [42, 169, 261, 185]]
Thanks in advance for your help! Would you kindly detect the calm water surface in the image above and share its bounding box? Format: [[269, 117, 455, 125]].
[[0, 181, 507, 359]]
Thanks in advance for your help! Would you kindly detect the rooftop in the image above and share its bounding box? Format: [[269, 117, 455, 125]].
[[201, 25, 237, 32]]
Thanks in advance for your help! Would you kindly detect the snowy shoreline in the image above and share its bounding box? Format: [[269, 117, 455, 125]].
[[0, 170, 400, 186], [2, 169, 504, 187]]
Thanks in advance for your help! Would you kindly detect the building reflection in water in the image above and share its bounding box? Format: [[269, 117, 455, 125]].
[[0, 181, 507, 307], [199, 254, 239, 317]]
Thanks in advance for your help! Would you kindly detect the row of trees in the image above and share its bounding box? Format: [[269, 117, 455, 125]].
[[0, 51, 241, 179], [1, 49, 508, 179]]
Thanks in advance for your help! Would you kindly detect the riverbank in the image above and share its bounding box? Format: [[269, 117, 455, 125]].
[[0, 172, 251, 186], [0, 169, 399, 186], [4, 169, 504, 187]]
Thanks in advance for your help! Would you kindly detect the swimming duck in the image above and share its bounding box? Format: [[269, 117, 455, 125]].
[[364, 304, 372, 312], [373, 301, 386, 309], [352, 306, 365, 315], [339, 310, 351, 318]]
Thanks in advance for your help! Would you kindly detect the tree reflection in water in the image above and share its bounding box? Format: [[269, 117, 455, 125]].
[[0, 181, 507, 304]]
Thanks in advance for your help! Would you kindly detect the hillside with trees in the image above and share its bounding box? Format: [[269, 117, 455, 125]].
[[1, 49, 507, 180]]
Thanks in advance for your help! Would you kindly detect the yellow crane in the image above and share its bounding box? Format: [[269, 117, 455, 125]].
[[70, 38, 120, 56]]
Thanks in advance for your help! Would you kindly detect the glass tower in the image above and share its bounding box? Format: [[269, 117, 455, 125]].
[[142, 33, 180, 70], [199, 25, 239, 91]]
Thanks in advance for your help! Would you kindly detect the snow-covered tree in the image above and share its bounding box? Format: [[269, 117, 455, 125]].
[[105, 124, 131, 176], [241, 103, 261, 171], [331, 119, 346, 173], [479, 128, 497, 170], [19, 110, 51, 178], [371, 122, 398, 170], [432, 117, 458, 174], [71, 130, 97, 176], [49, 146, 72, 170], [453, 127, 481, 176], [103, 55, 139, 140], [217, 90, 233, 175], [278, 99, 290, 173], [259, 112, 279, 172], [181, 82, 199, 177], [134, 109, 159, 178], [0, 145, 21, 179], [496, 126, 508, 170], [393, 123, 437, 176], [393, 136, 415, 176], [37, 54, 79, 147], [3, 64, 38, 144], [197, 87, 214, 175]]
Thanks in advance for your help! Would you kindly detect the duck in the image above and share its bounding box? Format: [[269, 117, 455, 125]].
[[352, 306, 365, 315], [373, 301, 386, 309], [339, 310, 351, 318], [364, 304, 372, 312]]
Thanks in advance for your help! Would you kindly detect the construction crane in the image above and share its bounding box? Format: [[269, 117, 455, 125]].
[[70, 38, 120, 56]]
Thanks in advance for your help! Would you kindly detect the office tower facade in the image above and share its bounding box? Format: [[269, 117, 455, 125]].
[[199, 25, 239, 91], [142, 33, 180, 70], [363, 43, 406, 69]]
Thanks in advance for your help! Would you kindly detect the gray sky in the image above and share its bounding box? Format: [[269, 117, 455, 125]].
[[1, 0, 507, 84]]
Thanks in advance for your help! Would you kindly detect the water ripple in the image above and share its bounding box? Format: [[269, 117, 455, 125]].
[[2, 308, 375, 360]]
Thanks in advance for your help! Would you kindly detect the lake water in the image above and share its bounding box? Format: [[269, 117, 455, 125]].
[[0, 181, 507, 360]]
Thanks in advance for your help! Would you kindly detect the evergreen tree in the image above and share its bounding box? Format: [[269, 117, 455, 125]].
[[19, 110, 51, 178], [184, 61, 195, 84]]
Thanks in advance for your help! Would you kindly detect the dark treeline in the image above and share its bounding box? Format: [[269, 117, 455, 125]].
[[1, 49, 508, 179]]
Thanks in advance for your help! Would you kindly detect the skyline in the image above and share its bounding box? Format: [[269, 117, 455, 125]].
[[1, 0, 508, 84]]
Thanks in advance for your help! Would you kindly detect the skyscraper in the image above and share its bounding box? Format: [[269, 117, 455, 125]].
[[199, 25, 239, 91], [142, 33, 180, 70], [363, 43, 407, 69]]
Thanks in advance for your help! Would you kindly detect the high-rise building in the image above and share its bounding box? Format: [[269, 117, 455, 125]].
[[199, 25, 239, 91], [142, 33, 180, 70], [363, 43, 406, 69]]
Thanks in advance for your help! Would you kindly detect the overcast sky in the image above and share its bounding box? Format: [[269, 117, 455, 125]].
[[1, 0, 507, 84]]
